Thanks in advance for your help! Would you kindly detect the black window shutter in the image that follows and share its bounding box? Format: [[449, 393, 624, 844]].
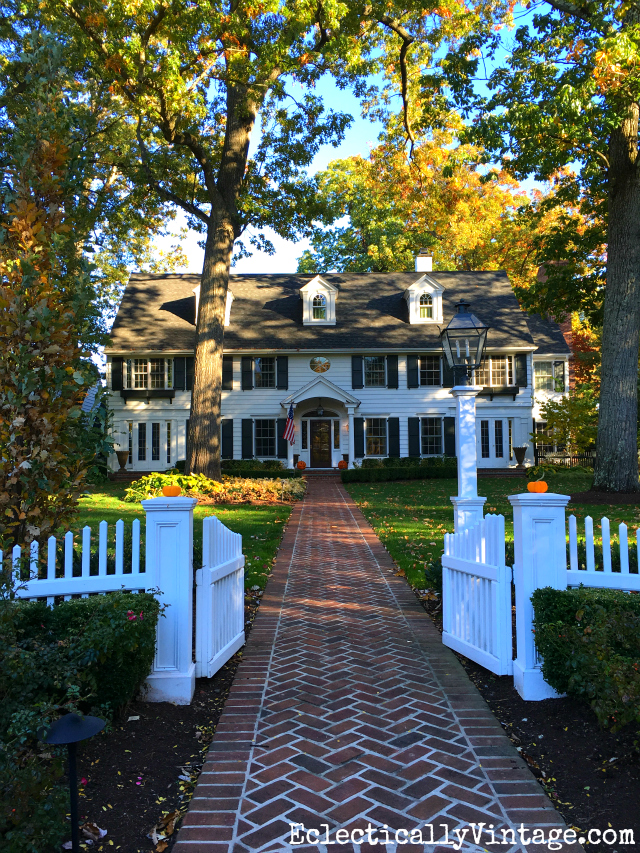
[[388, 417, 400, 457], [241, 419, 253, 458], [277, 418, 288, 458], [515, 354, 527, 388], [354, 417, 365, 457], [185, 357, 195, 391], [221, 419, 233, 458], [111, 357, 123, 391], [241, 356, 253, 390], [444, 417, 456, 457], [351, 356, 363, 389], [553, 360, 565, 392], [276, 356, 289, 390], [407, 355, 419, 388], [442, 359, 455, 388], [174, 357, 186, 390], [408, 417, 420, 457], [222, 356, 233, 390], [386, 355, 398, 389]]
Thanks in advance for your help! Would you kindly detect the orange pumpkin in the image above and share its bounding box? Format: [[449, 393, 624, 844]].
[[162, 484, 182, 497], [297, 460, 306, 470], [337, 460, 348, 470], [527, 481, 548, 493]]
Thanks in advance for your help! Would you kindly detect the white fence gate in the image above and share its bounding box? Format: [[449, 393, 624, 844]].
[[195, 516, 245, 677], [442, 514, 513, 676]]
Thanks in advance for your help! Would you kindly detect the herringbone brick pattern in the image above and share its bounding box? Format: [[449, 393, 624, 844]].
[[174, 480, 581, 853]]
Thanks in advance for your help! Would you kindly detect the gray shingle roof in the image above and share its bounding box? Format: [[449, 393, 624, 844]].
[[523, 313, 571, 355], [106, 271, 568, 354]]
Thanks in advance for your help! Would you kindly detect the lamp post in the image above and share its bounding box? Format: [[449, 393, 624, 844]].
[[40, 713, 105, 853], [440, 300, 489, 532]]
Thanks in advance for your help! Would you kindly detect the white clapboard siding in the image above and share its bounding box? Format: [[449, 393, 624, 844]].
[[6, 519, 147, 605], [567, 514, 640, 592], [442, 514, 513, 676], [195, 515, 245, 678]]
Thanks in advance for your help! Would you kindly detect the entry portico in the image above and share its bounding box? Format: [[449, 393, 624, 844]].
[[280, 375, 361, 469]]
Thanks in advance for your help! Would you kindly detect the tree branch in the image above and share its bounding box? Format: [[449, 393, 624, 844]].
[[378, 14, 416, 153], [543, 0, 615, 34]]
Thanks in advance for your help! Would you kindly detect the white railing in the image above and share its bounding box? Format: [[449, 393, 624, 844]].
[[195, 515, 245, 678], [6, 520, 147, 604], [567, 514, 640, 592], [442, 514, 513, 676]]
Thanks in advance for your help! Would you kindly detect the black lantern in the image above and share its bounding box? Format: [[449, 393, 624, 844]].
[[440, 300, 489, 385], [316, 398, 324, 417], [40, 713, 105, 853]]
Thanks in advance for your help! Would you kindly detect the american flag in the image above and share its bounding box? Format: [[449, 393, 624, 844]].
[[283, 404, 295, 445]]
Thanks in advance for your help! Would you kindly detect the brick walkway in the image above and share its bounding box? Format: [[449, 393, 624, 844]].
[[174, 479, 581, 853]]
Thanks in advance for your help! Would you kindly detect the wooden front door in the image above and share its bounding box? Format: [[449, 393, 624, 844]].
[[310, 420, 332, 468]]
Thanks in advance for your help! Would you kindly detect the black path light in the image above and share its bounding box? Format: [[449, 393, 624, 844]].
[[40, 713, 105, 853], [440, 300, 489, 386]]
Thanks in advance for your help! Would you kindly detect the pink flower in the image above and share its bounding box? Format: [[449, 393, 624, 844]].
[[80, 778, 87, 786], [139, 612, 144, 621], [127, 611, 137, 621]]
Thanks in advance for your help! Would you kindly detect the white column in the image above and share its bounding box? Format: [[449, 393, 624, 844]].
[[347, 406, 355, 469], [142, 496, 198, 704], [508, 491, 571, 701], [450, 385, 486, 532]]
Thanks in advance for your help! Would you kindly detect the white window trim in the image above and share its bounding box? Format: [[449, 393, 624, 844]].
[[404, 274, 444, 324], [364, 416, 388, 457], [300, 275, 338, 325], [420, 416, 445, 457], [123, 358, 173, 390], [363, 355, 387, 388]]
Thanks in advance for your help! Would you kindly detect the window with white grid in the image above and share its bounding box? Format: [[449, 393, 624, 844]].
[[421, 418, 442, 455], [364, 356, 386, 387], [365, 418, 387, 456], [133, 359, 148, 389], [419, 356, 441, 386], [254, 357, 276, 388], [255, 419, 276, 456]]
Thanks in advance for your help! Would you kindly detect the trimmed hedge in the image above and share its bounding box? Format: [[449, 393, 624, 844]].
[[532, 586, 640, 729], [341, 463, 457, 483], [224, 469, 301, 480]]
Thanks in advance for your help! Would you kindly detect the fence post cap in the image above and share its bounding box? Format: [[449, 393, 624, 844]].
[[507, 492, 571, 507], [141, 497, 199, 512]]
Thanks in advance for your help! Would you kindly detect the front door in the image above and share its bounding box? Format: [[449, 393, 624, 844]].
[[310, 420, 332, 468], [477, 418, 511, 467]]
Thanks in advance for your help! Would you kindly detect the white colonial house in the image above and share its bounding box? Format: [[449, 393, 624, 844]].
[[105, 254, 570, 472]]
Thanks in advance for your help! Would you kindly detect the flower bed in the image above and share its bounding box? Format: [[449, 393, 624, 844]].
[[124, 472, 306, 504]]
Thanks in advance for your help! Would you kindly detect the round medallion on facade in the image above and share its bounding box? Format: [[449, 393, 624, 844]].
[[310, 356, 331, 373]]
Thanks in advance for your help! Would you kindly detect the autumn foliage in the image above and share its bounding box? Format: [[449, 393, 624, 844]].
[[0, 142, 105, 550]]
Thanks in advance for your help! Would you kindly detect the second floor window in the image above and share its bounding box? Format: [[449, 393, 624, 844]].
[[534, 361, 565, 392], [364, 356, 386, 387], [126, 358, 173, 390], [312, 294, 327, 319], [475, 356, 513, 387], [254, 357, 275, 388], [419, 355, 441, 386]]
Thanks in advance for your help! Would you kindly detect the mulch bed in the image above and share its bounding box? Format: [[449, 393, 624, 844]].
[[69, 592, 262, 853], [570, 490, 640, 505], [421, 598, 640, 843]]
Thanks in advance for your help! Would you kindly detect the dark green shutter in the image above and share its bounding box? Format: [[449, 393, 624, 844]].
[[386, 355, 398, 389], [354, 417, 365, 457], [388, 417, 400, 457], [276, 356, 289, 390], [408, 417, 420, 457], [241, 357, 253, 390], [241, 419, 253, 458], [222, 356, 233, 390], [277, 418, 288, 458], [444, 417, 456, 457], [221, 419, 233, 458], [442, 359, 455, 388], [111, 357, 123, 391], [174, 357, 186, 390], [553, 360, 565, 392], [407, 355, 419, 388], [352, 356, 363, 389], [185, 357, 195, 391], [515, 354, 527, 388]]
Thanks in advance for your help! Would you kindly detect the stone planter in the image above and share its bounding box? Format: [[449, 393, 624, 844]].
[[116, 450, 130, 472], [513, 446, 527, 468]]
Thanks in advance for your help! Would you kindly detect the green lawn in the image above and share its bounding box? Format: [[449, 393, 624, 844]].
[[73, 481, 291, 589], [345, 472, 640, 589]]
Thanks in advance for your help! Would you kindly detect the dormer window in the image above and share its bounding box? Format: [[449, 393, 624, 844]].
[[300, 275, 338, 325], [419, 293, 433, 319], [313, 294, 327, 320]]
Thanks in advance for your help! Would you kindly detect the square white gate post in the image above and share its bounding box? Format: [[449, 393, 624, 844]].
[[450, 385, 486, 532], [142, 496, 198, 704], [508, 492, 571, 700]]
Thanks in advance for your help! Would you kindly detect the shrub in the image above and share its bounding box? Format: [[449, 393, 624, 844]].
[[341, 463, 456, 483], [125, 472, 305, 503], [532, 586, 640, 729], [221, 459, 286, 471]]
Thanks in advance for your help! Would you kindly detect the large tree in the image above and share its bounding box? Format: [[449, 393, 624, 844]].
[[47, 0, 485, 478], [440, 1, 640, 491]]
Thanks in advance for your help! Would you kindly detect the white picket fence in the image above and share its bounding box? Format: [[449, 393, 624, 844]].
[[195, 515, 245, 678], [567, 514, 640, 592], [5, 500, 246, 704], [7, 520, 146, 604], [442, 514, 513, 676]]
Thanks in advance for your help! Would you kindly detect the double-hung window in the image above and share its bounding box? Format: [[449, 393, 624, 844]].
[[254, 357, 276, 388], [125, 358, 173, 390], [364, 356, 386, 387], [534, 361, 565, 392], [365, 418, 387, 456], [255, 419, 276, 456], [419, 356, 441, 386], [421, 418, 443, 455], [475, 356, 513, 386]]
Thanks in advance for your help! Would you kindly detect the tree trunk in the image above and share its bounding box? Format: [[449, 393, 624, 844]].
[[593, 105, 640, 492]]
